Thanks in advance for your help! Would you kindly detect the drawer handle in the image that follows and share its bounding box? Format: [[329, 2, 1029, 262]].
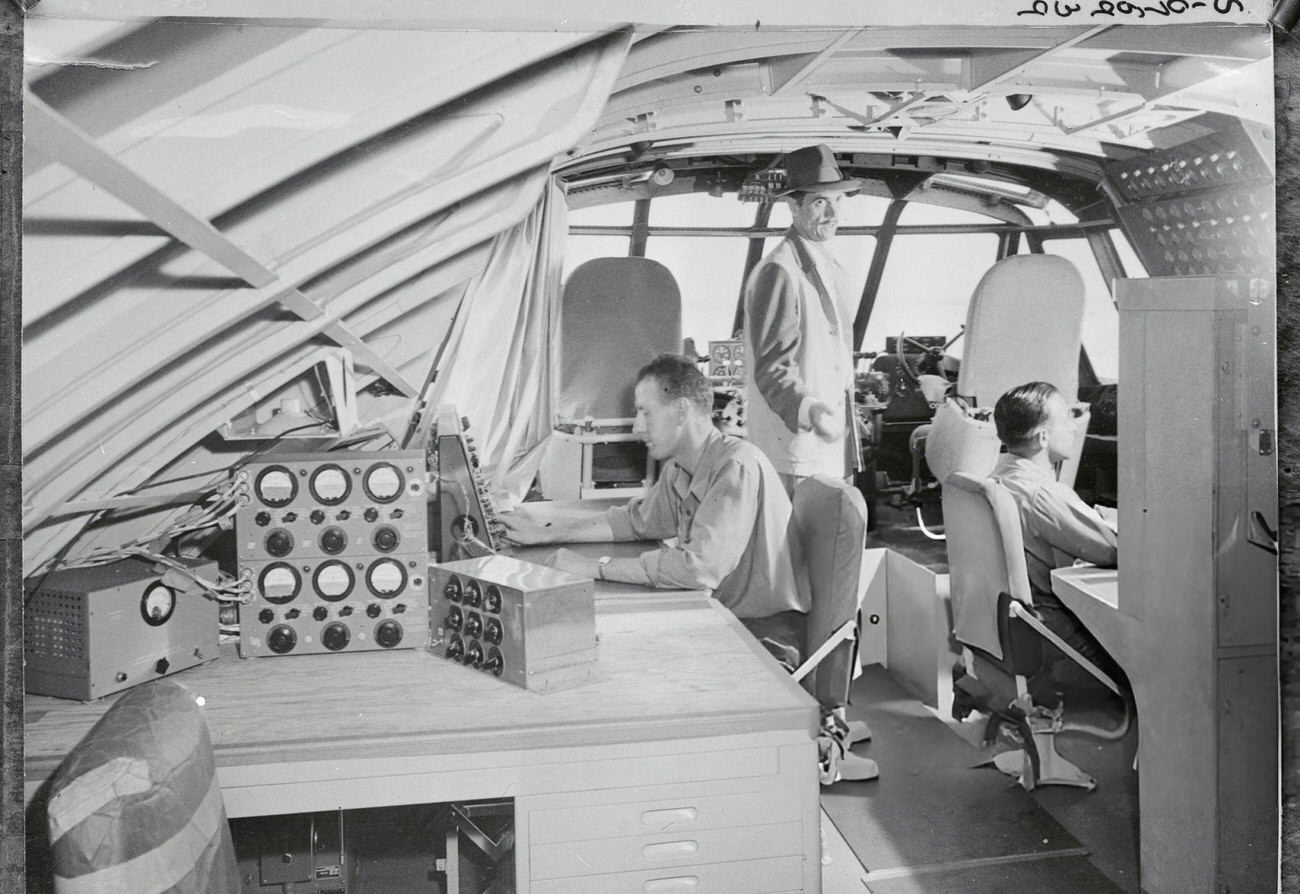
[[643, 876, 700, 893], [640, 807, 698, 828], [643, 840, 699, 859]]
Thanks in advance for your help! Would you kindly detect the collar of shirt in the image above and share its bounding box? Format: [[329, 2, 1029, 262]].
[[669, 428, 729, 503], [992, 452, 1055, 485]]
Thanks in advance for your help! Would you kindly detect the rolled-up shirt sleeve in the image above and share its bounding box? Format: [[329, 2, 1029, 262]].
[[636, 459, 758, 590], [1027, 485, 1118, 569], [747, 264, 811, 433]]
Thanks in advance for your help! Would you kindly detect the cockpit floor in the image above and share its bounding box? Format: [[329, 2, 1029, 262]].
[[820, 666, 1137, 893]]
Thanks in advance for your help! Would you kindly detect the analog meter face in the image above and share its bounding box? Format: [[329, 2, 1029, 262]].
[[364, 463, 404, 502], [367, 559, 407, 597], [255, 466, 297, 507], [259, 564, 301, 604], [314, 561, 355, 601], [140, 582, 176, 626], [310, 465, 351, 504]]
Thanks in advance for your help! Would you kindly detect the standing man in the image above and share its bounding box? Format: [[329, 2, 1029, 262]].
[[744, 144, 863, 495]]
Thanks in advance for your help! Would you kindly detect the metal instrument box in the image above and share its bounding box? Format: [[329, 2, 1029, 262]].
[[24, 557, 220, 700], [429, 555, 597, 691]]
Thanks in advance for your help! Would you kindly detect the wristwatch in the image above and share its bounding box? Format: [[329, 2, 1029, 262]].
[[596, 555, 612, 580]]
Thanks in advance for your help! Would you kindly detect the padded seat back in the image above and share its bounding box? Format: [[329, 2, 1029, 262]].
[[942, 472, 1036, 666], [557, 257, 682, 422], [957, 254, 1085, 408], [790, 475, 869, 709], [46, 680, 238, 894]]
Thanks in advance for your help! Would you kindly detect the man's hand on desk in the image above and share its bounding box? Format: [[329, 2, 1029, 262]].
[[498, 512, 560, 546], [544, 547, 600, 579]]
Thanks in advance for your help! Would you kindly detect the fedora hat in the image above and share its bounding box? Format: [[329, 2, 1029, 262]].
[[777, 144, 863, 196]]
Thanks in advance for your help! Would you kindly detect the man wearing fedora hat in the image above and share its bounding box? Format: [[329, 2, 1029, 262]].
[[742, 144, 864, 495]]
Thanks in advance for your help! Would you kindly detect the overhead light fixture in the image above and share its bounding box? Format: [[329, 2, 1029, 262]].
[[924, 173, 1049, 209], [650, 165, 675, 186], [707, 180, 726, 198], [1005, 93, 1033, 111]]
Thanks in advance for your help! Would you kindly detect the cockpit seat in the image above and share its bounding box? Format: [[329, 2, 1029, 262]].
[[925, 254, 1091, 488], [942, 471, 1127, 791]]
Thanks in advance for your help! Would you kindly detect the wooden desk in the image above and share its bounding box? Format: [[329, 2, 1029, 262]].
[[26, 594, 820, 893]]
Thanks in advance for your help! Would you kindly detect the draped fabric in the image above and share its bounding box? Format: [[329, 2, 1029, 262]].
[[425, 178, 569, 503]]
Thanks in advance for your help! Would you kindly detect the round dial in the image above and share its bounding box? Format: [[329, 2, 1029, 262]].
[[255, 466, 298, 507], [309, 464, 351, 505], [264, 528, 294, 558], [313, 561, 355, 601], [259, 563, 301, 604], [140, 581, 176, 626], [319, 526, 348, 555], [363, 463, 405, 503], [267, 625, 297, 654], [372, 525, 400, 553], [374, 620, 403, 649], [322, 622, 350, 652], [366, 559, 407, 597]]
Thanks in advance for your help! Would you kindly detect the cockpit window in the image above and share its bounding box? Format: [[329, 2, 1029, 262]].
[[1035, 237, 1119, 383]]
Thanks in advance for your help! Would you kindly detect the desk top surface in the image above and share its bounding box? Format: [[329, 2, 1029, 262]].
[[1050, 565, 1119, 610], [26, 588, 812, 786]]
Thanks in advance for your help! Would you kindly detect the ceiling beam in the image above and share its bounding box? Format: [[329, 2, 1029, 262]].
[[770, 27, 866, 96], [24, 91, 278, 289]]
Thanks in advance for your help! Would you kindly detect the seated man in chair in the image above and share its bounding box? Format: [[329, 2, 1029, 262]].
[[503, 354, 877, 782], [991, 381, 1124, 694]]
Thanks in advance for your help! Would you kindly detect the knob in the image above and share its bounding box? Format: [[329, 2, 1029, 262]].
[[444, 578, 462, 603], [254, 511, 272, 527], [374, 620, 403, 648], [322, 622, 350, 651], [464, 612, 483, 639], [265, 529, 294, 557], [484, 647, 504, 677], [154, 658, 170, 675], [366, 603, 381, 619], [320, 527, 347, 554], [484, 586, 502, 613], [337, 510, 351, 521], [464, 641, 484, 668], [390, 508, 405, 519], [258, 608, 274, 625], [283, 512, 298, 523], [484, 618, 503, 645], [393, 603, 407, 614], [364, 507, 379, 523], [310, 509, 326, 525], [267, 625, 297, 654], [338, 605, 354, 617], [445, 606, 463, 631], [465, 581, 482, 608], [312, 606, 328, 621], [446, 635, 465, 661], [373, 526, 400, 552], [285, 608, 300, 620]]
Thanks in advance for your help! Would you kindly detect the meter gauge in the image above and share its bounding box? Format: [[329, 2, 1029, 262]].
[[309, 464, 352, 505], [363, 462, 405, 503], [313, 561, 355, 601], [259, 563, 302, 604], [254, 465, 298, 507], [366, 558, 408, 598], [139, 581, 176, 626]]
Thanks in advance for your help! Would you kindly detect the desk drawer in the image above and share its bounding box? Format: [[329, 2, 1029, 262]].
[[530, 820, 801, 880], [529, 855, 805, 894], [528, 786, 802, 844]]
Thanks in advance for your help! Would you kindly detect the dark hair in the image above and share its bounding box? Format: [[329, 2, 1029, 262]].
[[636, 354, 712, 414], [994, 381, 1060, 448]]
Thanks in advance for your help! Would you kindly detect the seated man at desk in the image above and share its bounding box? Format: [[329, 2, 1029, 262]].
[[991, 381, 1124, 693], [503, 353, 877, 782]]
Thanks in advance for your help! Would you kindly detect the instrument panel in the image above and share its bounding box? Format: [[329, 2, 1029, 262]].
[[234, 451, 429, 657]]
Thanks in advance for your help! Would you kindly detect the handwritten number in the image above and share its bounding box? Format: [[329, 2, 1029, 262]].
[[1213, 0, 1243, 10], [1018, 0, 1049, 15]]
